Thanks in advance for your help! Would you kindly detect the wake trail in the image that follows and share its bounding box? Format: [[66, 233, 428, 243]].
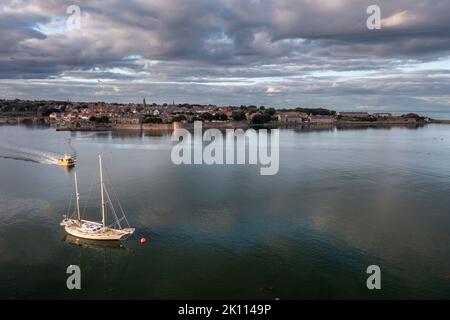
[[0, 140, 77, 165], [0, 155, 41, 164], [66, 138, 78, 160]]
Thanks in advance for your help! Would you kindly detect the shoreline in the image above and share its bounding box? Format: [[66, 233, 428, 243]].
[[1, 119, 447, 132], [52, 118, 442, 132]]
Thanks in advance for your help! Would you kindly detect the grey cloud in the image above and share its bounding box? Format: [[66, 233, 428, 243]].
[[0, 0, 450, 111]]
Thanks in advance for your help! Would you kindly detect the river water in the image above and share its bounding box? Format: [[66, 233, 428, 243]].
[[0, 124, 449, 299]]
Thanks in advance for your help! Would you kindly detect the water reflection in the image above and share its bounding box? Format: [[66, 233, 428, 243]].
[[62, 235, 135, 297], [1, 124, 450, 299], [63, 235, 126, 251], [293, 123, 427, 133], [60, 166, 75, 173]]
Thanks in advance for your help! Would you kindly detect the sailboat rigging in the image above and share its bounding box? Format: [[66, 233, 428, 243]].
[[61, 155, 135, 240]]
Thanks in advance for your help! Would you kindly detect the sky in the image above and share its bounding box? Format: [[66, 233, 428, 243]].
[[1, 0, 450, 111]]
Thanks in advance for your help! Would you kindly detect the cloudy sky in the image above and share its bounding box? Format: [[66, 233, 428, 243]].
[[1, 0, 450, 111]]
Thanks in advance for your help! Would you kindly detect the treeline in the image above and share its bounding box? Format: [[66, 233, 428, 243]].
[[0, 99, 69, 116], [277, 107, 336, 116], [89, 116, 109, 123], [1, 99, 336, 122]]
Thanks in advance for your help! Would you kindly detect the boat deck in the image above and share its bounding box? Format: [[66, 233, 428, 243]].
[[65, 224, 133, 241]]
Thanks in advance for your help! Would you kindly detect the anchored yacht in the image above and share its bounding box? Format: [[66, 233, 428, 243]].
[[60, 155, 135, 241]]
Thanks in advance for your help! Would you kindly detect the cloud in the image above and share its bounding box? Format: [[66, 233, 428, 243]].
[[382, 10, 417, 28], [0, 0, 449, 111]]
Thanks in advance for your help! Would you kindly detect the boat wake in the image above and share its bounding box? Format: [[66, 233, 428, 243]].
[[0, 155, 41, 164], [0, 143, 76, 166], [66, 138, 78, 161]]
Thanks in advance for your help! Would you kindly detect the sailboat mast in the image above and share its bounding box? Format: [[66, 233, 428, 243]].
[[99, 155, 106, 228], [74, 172, 81, 222]]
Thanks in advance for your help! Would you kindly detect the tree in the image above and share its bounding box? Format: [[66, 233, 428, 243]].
[[172, 115, 187, 122], [251, 113, 272, 124], [213, 113, 228, 121], [265, 108, 276, 116], [201, 112, 213, 121], [143, 115, 163, 124], [231, 111, 247, 121], [89, 116, 109, 123], [294, 107, 335, 116], [402, 113, 424, 120], [191, 116, 203, 122], [42, 108, 61, 117]]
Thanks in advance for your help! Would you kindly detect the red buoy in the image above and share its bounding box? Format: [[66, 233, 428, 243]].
[[140, 237, 147, 245]]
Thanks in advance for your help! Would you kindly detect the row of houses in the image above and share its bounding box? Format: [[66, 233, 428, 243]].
[[278, 112, 335, 125], [278, 111, 396, 125], [49, 106, 401, 127]]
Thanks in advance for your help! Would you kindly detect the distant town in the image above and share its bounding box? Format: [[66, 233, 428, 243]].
[[0, 98, 440, 131]]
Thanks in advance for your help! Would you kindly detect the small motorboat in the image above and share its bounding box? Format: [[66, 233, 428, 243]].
[[58, 153, 75, 167]]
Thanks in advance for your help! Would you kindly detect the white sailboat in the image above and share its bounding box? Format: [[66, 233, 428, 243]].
[[60, 155, 135, 241]]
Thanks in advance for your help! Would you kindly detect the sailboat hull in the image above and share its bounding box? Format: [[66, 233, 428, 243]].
[[64, 220, 135, 241]]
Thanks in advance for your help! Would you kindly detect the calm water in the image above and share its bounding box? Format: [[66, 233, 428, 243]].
[[0, 124, 449, 299]]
